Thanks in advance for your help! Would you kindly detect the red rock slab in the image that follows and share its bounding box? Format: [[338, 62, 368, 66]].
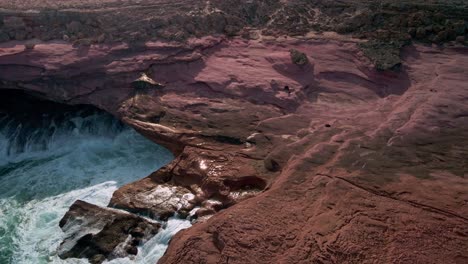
[[1, 37, 467, 263]]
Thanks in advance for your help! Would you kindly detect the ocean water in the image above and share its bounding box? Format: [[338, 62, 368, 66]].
[[0, 108, 189, 264]]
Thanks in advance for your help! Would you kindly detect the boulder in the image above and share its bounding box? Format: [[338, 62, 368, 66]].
[[58, 200, 160, 264], [110, 182, 195, 220], [289, 49, 309, 66]]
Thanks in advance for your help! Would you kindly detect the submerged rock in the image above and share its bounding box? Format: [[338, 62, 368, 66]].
[[58, 200, 160, 264]]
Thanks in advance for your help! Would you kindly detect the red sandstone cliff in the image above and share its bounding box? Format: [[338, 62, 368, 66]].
[[0, 31, 467, 263]]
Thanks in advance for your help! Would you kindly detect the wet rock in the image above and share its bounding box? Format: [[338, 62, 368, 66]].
[[110, 181, 195, 220], [110, 146, 267, 221], [58, 200, 160, 264], [89, 254, 106, 264], [264, 157, 280, 172]]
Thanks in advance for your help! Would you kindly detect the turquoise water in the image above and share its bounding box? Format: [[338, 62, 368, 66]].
[[0, 109, 188, 264]]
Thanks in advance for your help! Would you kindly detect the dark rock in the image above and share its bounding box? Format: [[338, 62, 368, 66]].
[[290, 49, 309, 66], [58, 200, 160, 263], [154, 208, 175, 221], [89, 254, 106, 264], [126, 246, 138, 255], [130, 227, 145, 238], [264, 157, 280, 172]]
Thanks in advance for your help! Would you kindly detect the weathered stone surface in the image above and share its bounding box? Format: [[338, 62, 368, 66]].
[[0, 12, 467, 264], [58, 200, 160, 264], [110, 146, 269, 222]]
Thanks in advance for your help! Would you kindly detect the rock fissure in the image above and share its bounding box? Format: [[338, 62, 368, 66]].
[[318, 173, 468, 223]]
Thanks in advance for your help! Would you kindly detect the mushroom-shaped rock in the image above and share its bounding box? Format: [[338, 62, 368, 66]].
[[131, 73, 165, 89]]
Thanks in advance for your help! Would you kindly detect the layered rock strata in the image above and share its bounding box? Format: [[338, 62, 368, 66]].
[[0, 24, 467, 264]]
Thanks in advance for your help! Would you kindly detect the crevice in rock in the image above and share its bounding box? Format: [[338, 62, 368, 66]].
[[317, 173, 468, 223]]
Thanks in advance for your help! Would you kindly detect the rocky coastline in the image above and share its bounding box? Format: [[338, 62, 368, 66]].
[[1, 1, 467, 263]]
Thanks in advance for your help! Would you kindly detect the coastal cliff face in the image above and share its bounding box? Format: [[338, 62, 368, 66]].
[[1, 1, 468, 263]]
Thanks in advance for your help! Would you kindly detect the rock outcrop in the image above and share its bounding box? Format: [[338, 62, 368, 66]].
[[58, 200, 161, 264]]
